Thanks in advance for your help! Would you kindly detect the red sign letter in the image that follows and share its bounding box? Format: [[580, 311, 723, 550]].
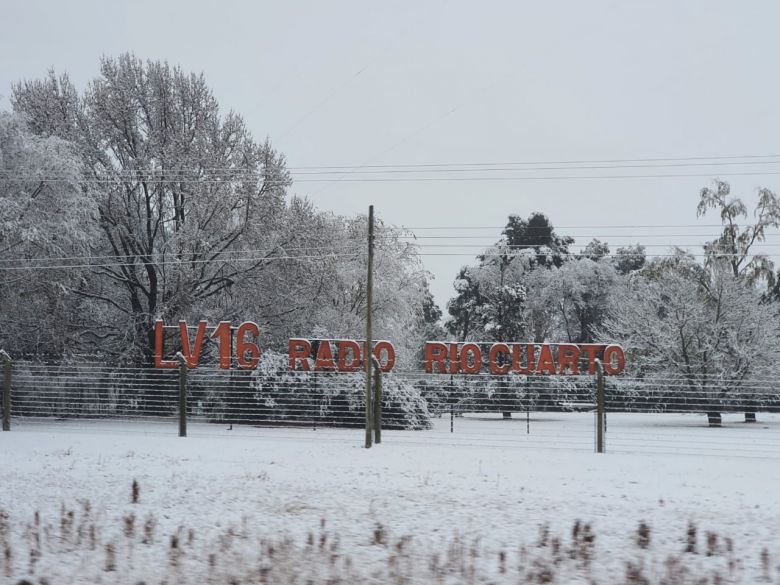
[[236, 322, 260, 369], [288, 339, 311, 371], [154, 320, 178, 369], [459, 343, 482, 374], [536, 344, 557, 375], [373, 341, 396, 373], [425, 342, 448, 374], [603, 344, 625, 375], [488, 343, 511, 374], [338, 340, 362, 372], [557, 344, 580, 375]]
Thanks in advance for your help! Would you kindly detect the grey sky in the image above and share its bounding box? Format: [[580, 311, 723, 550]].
[[2, 0, 780, 308]]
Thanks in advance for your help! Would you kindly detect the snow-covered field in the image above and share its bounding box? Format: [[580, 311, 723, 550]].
[[2, 413, 780, 583]]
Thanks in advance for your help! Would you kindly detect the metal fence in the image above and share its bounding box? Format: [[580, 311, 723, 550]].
[[2, 359, 780, 458]]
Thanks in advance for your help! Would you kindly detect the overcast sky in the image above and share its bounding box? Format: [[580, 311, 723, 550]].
[[2, 1, 780, 308]]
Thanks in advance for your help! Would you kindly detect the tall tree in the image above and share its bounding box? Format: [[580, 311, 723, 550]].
[[503, 212, 573, 268], [13, 55, 292, 364], [0, 112, 96, 355], [446, 213, 572, 341], [602, 255, 779, 422], [445, 267, 483, 341], [697, 180, 780, 288], [446, 244, 529, 342], [548, 258, 618, 343], [613, 244, 646, 275], [582, 238, 610, 261]]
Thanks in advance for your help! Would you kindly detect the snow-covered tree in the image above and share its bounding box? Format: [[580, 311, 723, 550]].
[[13, 55, 292, 363], [0, 112, 97, 355], [601, 254, 780, 422], [11, 56, 435, 366], [446, 243, 529, 342], [503, 212, 573, 268], [613, 244, 646, 275], [446, 212, 573, 342], [698, 180, 780, 288], [300, 216, 432, 367], [545, 258, 618, 344], [582, 238, 610, 260]]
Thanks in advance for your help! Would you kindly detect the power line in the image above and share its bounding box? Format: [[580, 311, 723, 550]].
[[0, 251, 771, 272], [5, 157, 780, 180], [286, 159, 780, 175], [396, 224, 749, 230], [0, 244, 378, 265], [379, 243, 780, 248], [0, 252, 363, 271], [3, 230, 779, 265], [4, 238, 778, 266], [285, 153, 780, 170], [396, 234, 775, 239], [3, 170, 780, 184], [288, 171, 780, 182], [416, 252, 777, 258]]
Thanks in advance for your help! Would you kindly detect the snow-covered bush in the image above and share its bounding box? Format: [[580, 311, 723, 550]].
[[201, 351, 432, 430]]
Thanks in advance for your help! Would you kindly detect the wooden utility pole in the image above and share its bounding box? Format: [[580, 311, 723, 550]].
[[595, 358, 605, 453], [365, 205, 375, 448]]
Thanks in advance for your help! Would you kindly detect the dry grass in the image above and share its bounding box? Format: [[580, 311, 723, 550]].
[[2, 483, 779, 584]]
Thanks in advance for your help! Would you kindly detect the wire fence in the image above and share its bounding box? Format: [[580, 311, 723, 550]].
[[2, 360, 780, 458]]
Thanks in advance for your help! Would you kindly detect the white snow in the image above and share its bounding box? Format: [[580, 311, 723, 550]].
[[2, 413, 780, 583]]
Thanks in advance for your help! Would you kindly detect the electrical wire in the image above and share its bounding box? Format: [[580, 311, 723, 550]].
[[0, 250, 776, 271], [3, 170, 780, 183], [2, 240, 779, 267], [6, 158, 780, 180], [285, 153, 780, 170]]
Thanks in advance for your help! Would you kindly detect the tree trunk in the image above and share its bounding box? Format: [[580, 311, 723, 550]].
[[745, 412, 757, 423], [707, 412, 721, 427]]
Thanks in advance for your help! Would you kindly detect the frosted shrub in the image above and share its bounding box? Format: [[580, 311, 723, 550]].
[[203, 351, 431, 430]]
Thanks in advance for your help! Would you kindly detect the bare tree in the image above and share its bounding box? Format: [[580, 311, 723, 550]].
[[697, 180, 780, 288], [13, 55, 292, 363]]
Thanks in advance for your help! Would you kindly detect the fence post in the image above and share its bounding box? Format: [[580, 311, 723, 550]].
[[176, 352, 188, 438], [0, 350, 11, 432], [365, 205, 375, 449], [450, 374, 456, 433], [595, 358, 605, 453], [372, 355, 382, 444]]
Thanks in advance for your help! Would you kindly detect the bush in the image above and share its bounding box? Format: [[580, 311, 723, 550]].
[[202, 351, 432, 430]]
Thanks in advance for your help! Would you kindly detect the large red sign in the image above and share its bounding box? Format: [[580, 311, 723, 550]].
[[154, 320, 397, 372], [423, 342, 625, 375], [154, 320, 260, 369], [154, 320, 625, 375], [288, 339, 395, 373]]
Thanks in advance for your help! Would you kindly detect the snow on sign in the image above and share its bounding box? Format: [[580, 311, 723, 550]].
[[153, 320, 397, 372], [423, 342, 626, 376], [288, 338, 396, 373], [153, 320, 624, 375], [154, 320, 261, 369]]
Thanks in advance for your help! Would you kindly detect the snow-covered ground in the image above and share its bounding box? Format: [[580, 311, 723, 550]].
[[2, 413, 780, 583]]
